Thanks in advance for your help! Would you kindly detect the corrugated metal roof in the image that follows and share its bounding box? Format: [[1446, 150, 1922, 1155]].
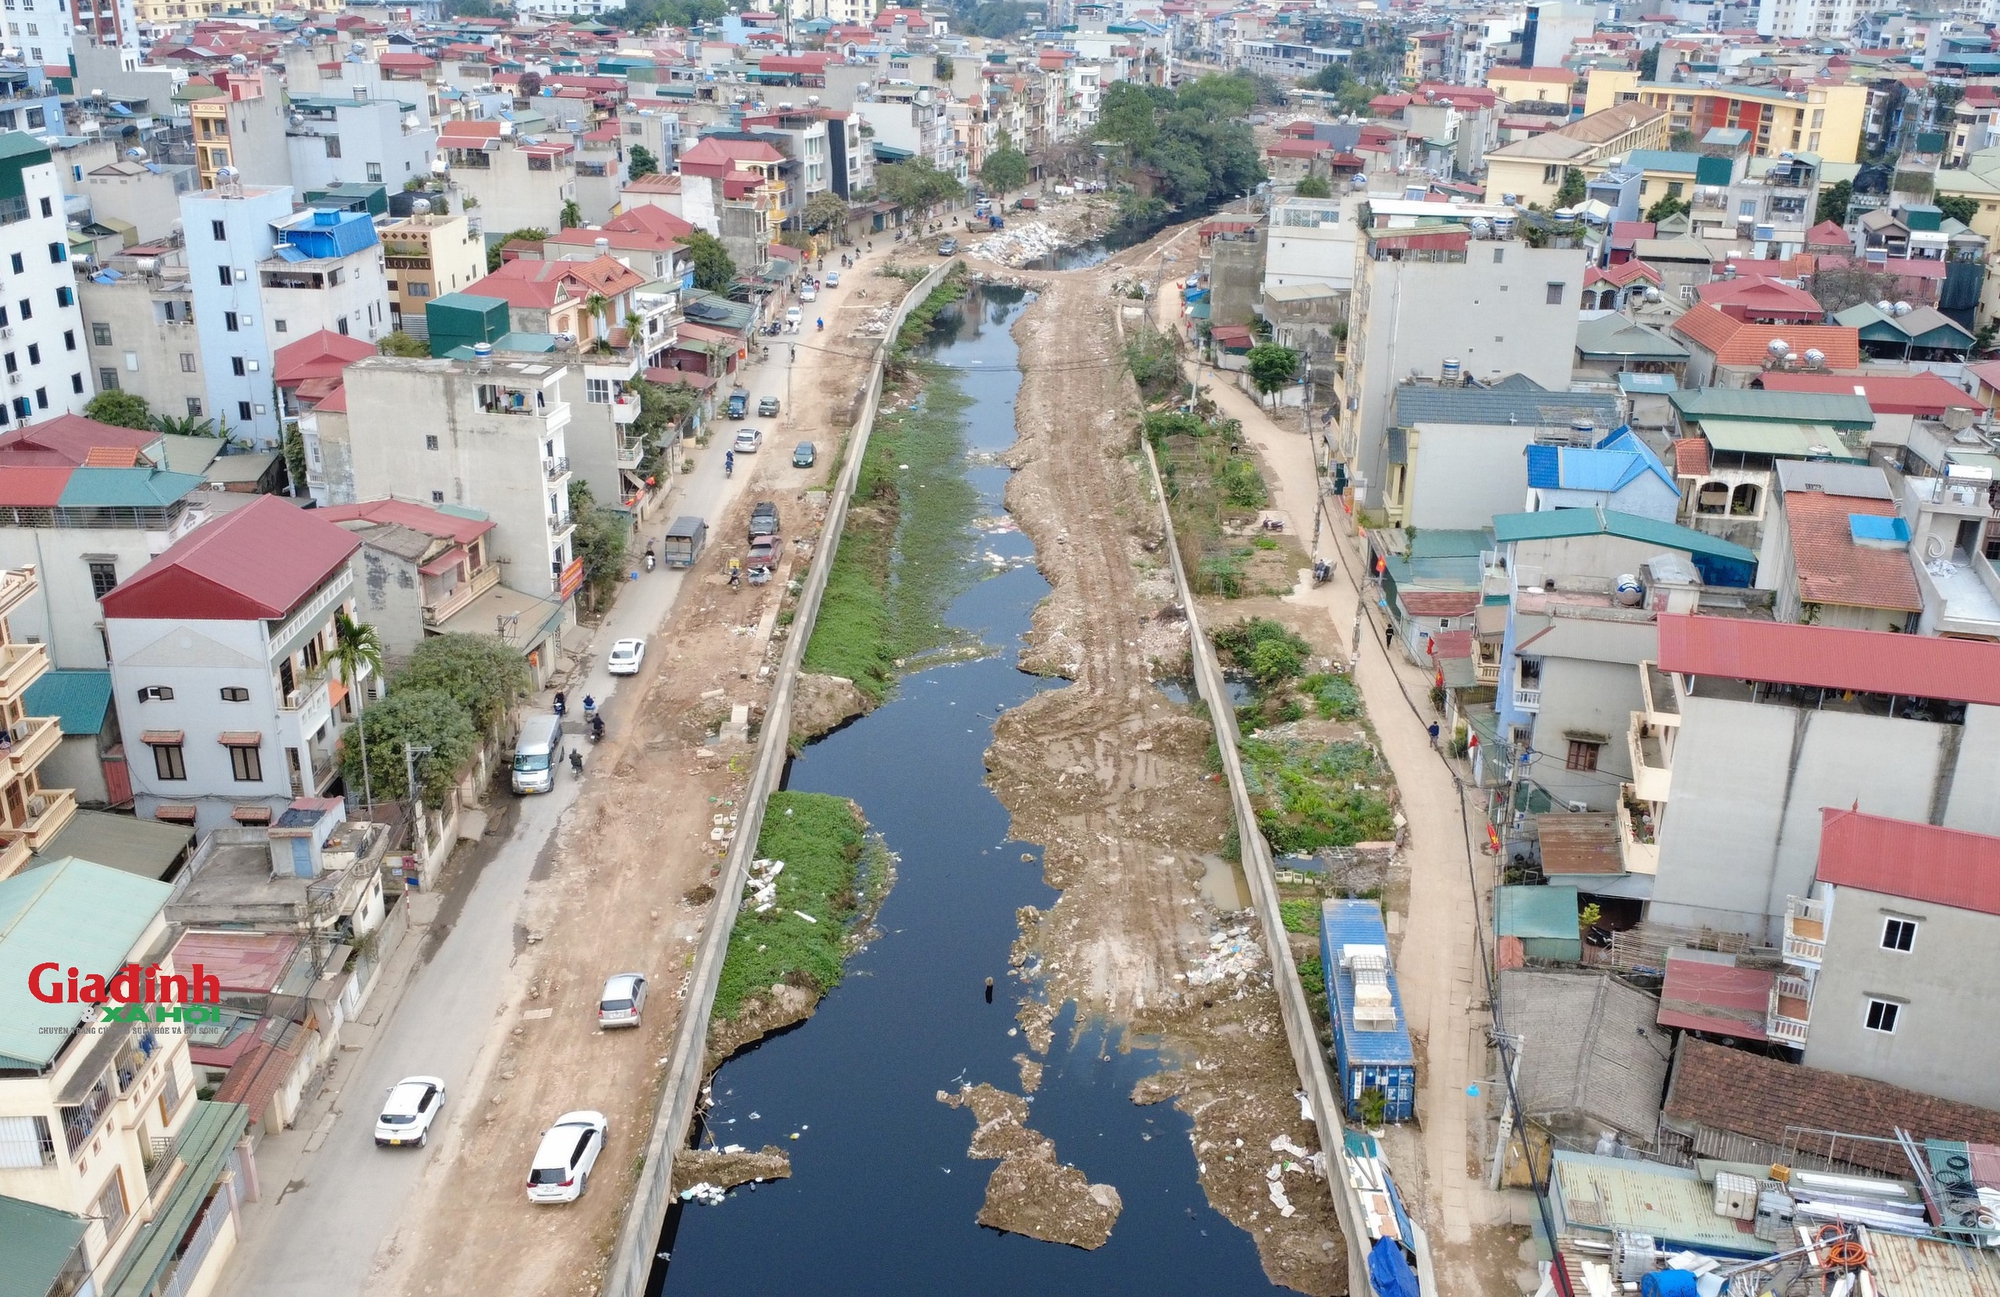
[[1672, 386, 1876, 428], [1492, 506, 1757, 564], [56, 467, 207, 509], [1817, 808, 2000, 917], [1535, 813, 1623, 875], [1495, 884, 1581, 940], [1319, 900, 1414, 1066], [1694, 417, 1861, 459], [0, 858, 171, 1070], [21, 668, 111, 735], [36, 810, 192, 882], [1657, 613, 2000, 707], [0, 1195, 88, 1297], [1658, 951, 1772, 1040], [104, 1102, 249, 1297], [1865, 1230, 2000, 1297], [1554, 1151, 1776, 1255], [1394, 379, 1619, 430]]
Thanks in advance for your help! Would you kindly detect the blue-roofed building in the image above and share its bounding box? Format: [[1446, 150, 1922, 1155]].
[[1319, 900, 1416, 1123], [1523, 426, 1680, 522]]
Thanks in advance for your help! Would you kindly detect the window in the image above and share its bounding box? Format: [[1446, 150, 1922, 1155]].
[[1882, 917, 1917, 952], [336, 318, 349, 336], [153, 743, 186, 781], [1492, 247, 1504, 264], [26, 343, 37, 365], [55, 287, 70, 308], [1542, 164, 1560, 184], [69, 373, 80, 394], [37, 387, 48, 411], [1738, 198, 1757, 217], [91, 1169, 127, 1237], [90, 322, 110, 347], [61, 327, 71, 350], [45, 241, 61, 264], [274, 320, 288, 333], [425, 434, 439, 450], [238, 401, 252, 421], [431, 489, 444, 503], [97, 367, 116, 391], [224, 310, 238, 332], [231, 357, 245, 377], [220, 686, 249, 701], [367, 162, 383, 182], [1545, 282, 1565, 305], [408, 281, 431, 298], [0, 1114, 55, 1168], [218, 265, 233, 287], [87, 561, 115, 598], [323, 135, 342, 158], [10, 397, 25, 420], [1864, 998, 1900, 1033], [187, 398, 203, 416], [229, 744, 262, 782], [6, 252, 18, 274], [16, 298, 28, 321], [181, 352, 196, 372], [585, 378, 611, 404], [25, 109, 41, 135], [1565, 740, 1601, 771]]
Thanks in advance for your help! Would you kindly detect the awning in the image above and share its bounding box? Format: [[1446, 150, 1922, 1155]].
[[230, 805, 273, 824], [154, 805, 197, 823], [216, 731, 263, 747], [140, 730, 184, 746]]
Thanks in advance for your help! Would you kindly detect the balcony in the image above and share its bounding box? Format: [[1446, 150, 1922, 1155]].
[[1768, 972, 1812, 1045], [1782, 896, 1825, 969], [1627, 712, 1672, 804], [1512, 686, 1541, 711], [280, 675, 331, 729], [543, 456, 571, 483], [1616, 786, 1659, 875], [0, 565, 36, 620], [3, 787, 76, 852], [611, 394, 641, 425], [0, 831, 29, 877], [616, 437, 644, 470], [5, 714, 61, 775], [1639, 660, 1681, 729], [422, 563, 501, 629], [0, 639, 49, 703]]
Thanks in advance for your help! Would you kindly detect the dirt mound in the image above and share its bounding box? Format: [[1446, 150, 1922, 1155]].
[[939, 1083, 1123, 1249], [789, 671, 871, 744], [673, 1145, 792, 1193], [707, 981, 818, 1068]]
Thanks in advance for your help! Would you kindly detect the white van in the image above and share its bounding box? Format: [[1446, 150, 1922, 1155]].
[[511, 713, 564, 794]]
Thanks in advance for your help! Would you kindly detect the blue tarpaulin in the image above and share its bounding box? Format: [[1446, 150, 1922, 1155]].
[[1369, 1237, 1420, 1297]]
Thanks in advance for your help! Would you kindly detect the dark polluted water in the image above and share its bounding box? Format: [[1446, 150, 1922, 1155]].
[[651, 286, 1278, 1294]]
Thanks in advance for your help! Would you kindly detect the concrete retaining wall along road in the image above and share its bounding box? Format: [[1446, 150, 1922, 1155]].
[[602, 260, 960, 1297], [1138, 433, 1376, 1297]]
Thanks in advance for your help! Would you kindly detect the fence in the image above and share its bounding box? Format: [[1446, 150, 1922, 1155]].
[[600, 259, 959, 1297]]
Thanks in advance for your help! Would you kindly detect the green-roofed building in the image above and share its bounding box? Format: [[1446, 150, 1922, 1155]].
[[1492, 505, 1758, 584], [0, 1194, 91, 1297], [20, 668, 118, 810]]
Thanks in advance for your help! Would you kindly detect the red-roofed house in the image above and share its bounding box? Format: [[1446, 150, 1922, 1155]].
[[539, 206, 694, 285], [273, 330, 376, 421], [1643, 613, 2000, 940], [1695, 276, 1824, 324], [676, 136, 787, 246], [1757, 370, 1981, 417], [102, 495, 368, 831], [1670, 303, 1860, 385], [318, 499, 525, 664], [470, 254, 653, 345], [1771, 808, 2000, 1106], [0, 416, 166, 468], [441, 120, 577, 243], [1772, 474, 1922, 632]]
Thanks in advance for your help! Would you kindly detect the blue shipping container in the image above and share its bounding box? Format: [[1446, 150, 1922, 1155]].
[[1320, 899, 1417, 1124]]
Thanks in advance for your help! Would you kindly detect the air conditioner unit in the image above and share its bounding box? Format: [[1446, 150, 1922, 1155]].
[[1566, 800, 1590, 813], [7, 372, 22, 385], [0, 327, 13, 339]]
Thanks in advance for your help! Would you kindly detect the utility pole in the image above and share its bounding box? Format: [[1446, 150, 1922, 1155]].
[[404, 743, 434, 880]]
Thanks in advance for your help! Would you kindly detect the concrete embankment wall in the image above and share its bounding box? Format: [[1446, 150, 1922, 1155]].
[[602, 259, 958, 1297]]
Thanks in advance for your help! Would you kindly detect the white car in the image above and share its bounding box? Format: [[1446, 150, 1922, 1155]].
[[800, 285, 817, 302], [375, 1077, 446, 1147], [526, 1111, 607, 1203], [606, 638, 645, 676], [598, 973, 647, 1028], [734, 428, 763, 455], [785, 306, 802, 330]]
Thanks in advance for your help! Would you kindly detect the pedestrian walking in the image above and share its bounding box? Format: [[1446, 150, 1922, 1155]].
[[1427, 722, 1440, 750], [1385, 624, 1395, 648]]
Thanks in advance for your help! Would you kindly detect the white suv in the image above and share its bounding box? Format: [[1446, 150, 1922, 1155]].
[[526, 1111, 607, 1203]]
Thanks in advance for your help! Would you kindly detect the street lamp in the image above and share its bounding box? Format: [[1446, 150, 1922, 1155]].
[[403, 743, 434, 880]]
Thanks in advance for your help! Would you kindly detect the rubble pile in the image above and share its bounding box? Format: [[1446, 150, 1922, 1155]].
[[1181, 925, 1266, 991], [743, 857, 786, 912], [969, 222, 1065, 267], [938, 1083, 1124, 1248]]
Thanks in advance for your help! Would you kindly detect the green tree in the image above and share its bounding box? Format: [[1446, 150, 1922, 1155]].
[[1306, 63, 1350, 94], [153, 413, 219, 437], [1245, 344, 1300, 400], [1815, 178, 1853, 228], [1938, 194, 1980, 226], [1637, 43, 1660, 79], [486, 226, 549, 273], [627, 144, 659, 179], [378, 331, 431, 358], [560, 199, 583, 229], [933, 53, 953, 83], [396, 633, 530, 737], [84, 390, 152, 429], [979, 136, 1030, 196], [281, 426, 308, 498], [339, 687, 478, 806], [874, 158, 965, 214], [1295, 174, 1332, 198], [328, 610, 384, 813], [567, 478, 629, 608], [1645, 193, 1688, 223], [802, 190, 849, 235], [1554, 167, 1587, 209], [683, 229, 737, 292]]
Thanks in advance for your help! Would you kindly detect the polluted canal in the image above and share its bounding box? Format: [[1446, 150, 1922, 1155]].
[[651, 282, 1282, 1293]]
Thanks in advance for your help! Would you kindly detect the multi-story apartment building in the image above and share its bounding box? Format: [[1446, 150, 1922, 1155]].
[[80, 157, 196, 247], [0, 133, 92, 431], [0, 65, 62, 141], [1584, 69, 1869, 163], [379, 210, 484, 339], [185, 70, 291, 192], [78, 249, 208, 422], [0, 565, 76, 872], [1336, 202, 1587, 513], [1482, 102, 1670, 209], [0, 856, 252, 1297], [440, 120, 577, 239], [676, 135, 783, 267], [284, 93, 440, 196], [103, 493, 367, 831], [259, 205, 392, 348]]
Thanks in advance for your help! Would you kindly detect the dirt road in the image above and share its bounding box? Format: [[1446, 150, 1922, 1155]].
[[988, 263, 1347, 1294]]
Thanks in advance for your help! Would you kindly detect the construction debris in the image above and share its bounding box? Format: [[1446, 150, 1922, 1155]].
[[1183, 925, 1266, 989], [969, 221, 1065, 267]]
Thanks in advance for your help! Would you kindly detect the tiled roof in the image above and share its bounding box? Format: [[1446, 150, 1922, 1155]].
[[317, 498, 495, 546], [473, 254, 647, 309], [101, 494, 359, 622], [1804, 219, 1851, 247], [0, 415, 160, 468], [1657, 613, 2000, 706], [1695, 277, 1823, 315], [1670, 304, 1861, 369], [1673, 436, 1711, 477], [1781, 489, 1922, 612], [1399, 590, 1479, 617], [1664, 1037, 2000, 1174], [272, 329, 377, 387], [1583, 259, 1662, 288], [1393, 377, 1619, 429], [1817, 808, 2000, 917]]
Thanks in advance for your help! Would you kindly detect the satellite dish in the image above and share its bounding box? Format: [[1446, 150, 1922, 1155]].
[[412, 197, 432, 214]]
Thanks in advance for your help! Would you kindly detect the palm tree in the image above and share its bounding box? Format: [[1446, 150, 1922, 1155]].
[[154, 414, 219, 437], [560, 199, 583, 229], [329, 610, 384, 814]]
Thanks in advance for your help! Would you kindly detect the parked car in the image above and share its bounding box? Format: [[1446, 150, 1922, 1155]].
[[757, 395, 780, 417], [746, 536, 780, 570], [375, 1077, 446, 1147], [526, 1111, 607, 1203], [606, 638, 645, 676], [597, 974, 647, 1028], [734, 428, 763, 454], [784, 307, 802, 330], [749, 501, 780, 539], [792, 441, 816, 468], [800, 285, 817, 302], [825, 272, 840, 287], [938, 238, 958, 256]]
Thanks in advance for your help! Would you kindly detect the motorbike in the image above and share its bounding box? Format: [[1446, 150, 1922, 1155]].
[[553, 691, 567, 720], [1311, 558, 1331, 586], [725, 452, 734, 478], [645, 549, 656, 572], [589, 714, 605, 743], [569, 749, 584, 777]]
